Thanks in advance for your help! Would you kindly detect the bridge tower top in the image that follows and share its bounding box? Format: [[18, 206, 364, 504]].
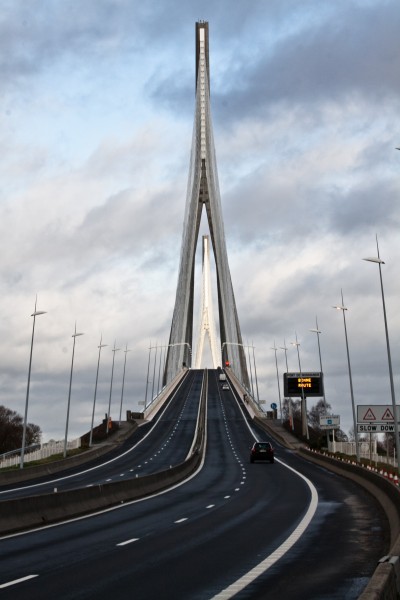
[[164, 22, 250, 390]]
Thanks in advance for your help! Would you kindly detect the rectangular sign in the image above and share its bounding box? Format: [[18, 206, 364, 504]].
[[357, 404, 400, 423], [357, 423, 397, 433], [283, 372, 324, 397], [320, 415, 340, 429]]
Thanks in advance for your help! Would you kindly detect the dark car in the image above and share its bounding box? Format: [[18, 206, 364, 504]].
[[250, 441, 274, 463]]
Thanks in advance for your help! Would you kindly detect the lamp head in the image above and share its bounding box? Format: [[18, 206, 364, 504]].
[[362, 257, 385, 265]]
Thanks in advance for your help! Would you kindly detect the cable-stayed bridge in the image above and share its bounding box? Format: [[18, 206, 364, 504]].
[[164, 22, 249, 390], [0, 22, 397, 600]]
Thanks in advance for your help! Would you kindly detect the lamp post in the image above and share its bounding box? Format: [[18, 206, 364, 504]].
[[221, 341, 258, 404], [251, 343, 260, 404], [106, 342, 120, 434], [144, 342, 152, 408], [310, 317, 331, 448], [89, 336, 108, 447], [20, 299, 46, 469], [363, 238, 400, 475], [333, 290, 360, 462], [169, 342, 193, 367], [291, 333, 309, 439], [280, 340, 294, 430], [64, 324, 84, 458], [119, 345, 130, 426], [309, 317, 327, 413], [271, 342, 282, 422], [157, 345, 164, 396], [151, 342, 158, 403], [246, 340, 255, 398]]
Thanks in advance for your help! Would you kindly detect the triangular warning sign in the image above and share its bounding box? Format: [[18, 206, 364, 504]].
[[382, 408, 394, 421], [363, 408, 376, 421]]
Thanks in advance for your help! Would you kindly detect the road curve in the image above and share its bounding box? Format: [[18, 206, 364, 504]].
[[0, 370, 389, 599], [0, 369, 204, 499]]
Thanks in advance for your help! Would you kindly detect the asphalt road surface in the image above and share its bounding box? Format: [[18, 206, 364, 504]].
[[0, 370, 389, 599]]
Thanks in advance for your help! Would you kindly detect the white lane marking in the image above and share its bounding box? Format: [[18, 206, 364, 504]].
[[116, 538, 139, 546], [0, 574, 39, 588], [0, 384, 209, 541], [174, 518, 188, 524], [0, 375, 192, 496], [206, 504, 215, 509], [211, 461, 319, 599]]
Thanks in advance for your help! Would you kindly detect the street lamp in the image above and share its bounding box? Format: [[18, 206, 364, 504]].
[[89, 336, 108, 447], [309, 317, 327, 413], [271, 342, 282, 422], [333, 290, 360, 462], [20, 299, 46, 469], [221, 341, 255, 400], [119, 345, 131, 425], [64, 324, 84, 458], [291, 333, 309, 439], [310, 317, 331, 448], [280, 340, 294, 430], [246, 340, 255, 398], [144, 341, 152, 408], [106, 342, 120, 434], [363, 238, 400, 476], [172, 342, 192, 367], [151, 342, 158, 403], [157, 344, 165, 396], [251, 343, 260, 404]]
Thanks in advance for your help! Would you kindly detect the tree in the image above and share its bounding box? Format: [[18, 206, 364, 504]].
[[308, 398, 332, 432], [0, 405, 42, 454]]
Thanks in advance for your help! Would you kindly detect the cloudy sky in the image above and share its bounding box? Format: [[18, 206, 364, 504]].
[[1, 0, 399, 443]]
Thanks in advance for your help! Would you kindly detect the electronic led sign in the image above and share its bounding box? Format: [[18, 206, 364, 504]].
[[283, 372, 324, 397]]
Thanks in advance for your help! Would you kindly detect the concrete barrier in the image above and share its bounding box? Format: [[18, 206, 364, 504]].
[[248, 415, 400, 600], [298, 448, 400, 600], [0, 451, 200, 535], [0, 371, 207, 536], [0, 422, 138, 485]]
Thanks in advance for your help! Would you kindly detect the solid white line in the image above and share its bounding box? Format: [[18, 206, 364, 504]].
[[211, 463, 318, 599], [0, 373, 191, 496], [116, 538, 139, 546], [0, 385, 209, 541], [0, 574, 39, 588]]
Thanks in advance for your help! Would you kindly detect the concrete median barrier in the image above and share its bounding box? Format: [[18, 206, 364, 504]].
[[0, 371, 207, 536]]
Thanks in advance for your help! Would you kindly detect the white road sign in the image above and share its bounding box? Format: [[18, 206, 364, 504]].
[[320, 415, 340, 429], [357, 423, 396, 433], [357, 404, 400, 423]]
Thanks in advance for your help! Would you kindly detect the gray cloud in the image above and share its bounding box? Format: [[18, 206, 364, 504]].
[[1, 0, 399, 442]]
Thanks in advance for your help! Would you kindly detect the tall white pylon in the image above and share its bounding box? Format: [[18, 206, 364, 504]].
[[163, 22, 250, 388], [195, 236, 220, 368]]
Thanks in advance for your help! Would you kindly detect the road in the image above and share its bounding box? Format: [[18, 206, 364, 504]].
[[0, 369, 204, 499], [0, 370, 389, 599]]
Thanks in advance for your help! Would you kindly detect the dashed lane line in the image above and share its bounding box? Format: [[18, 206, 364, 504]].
[[0, 575, 39, 589], [116, 538, 139, 547]]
